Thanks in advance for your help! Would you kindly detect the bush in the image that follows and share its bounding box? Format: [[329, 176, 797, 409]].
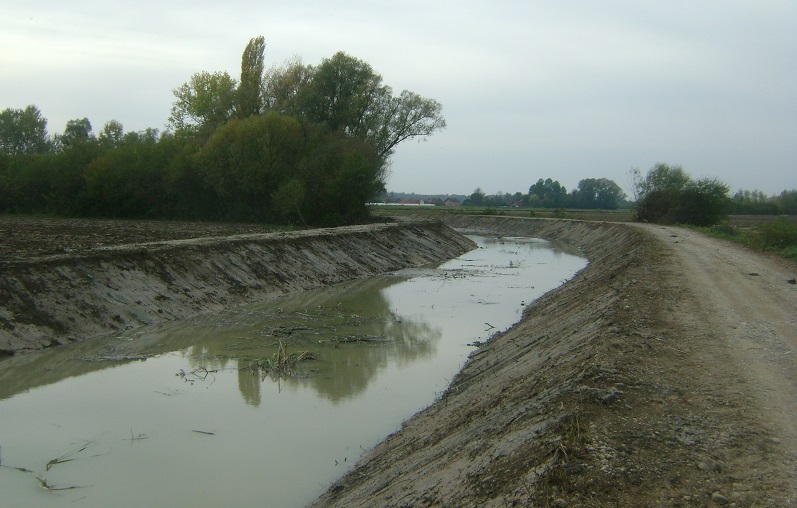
[[634, 164, 732, 226], [758, 217, 797, 249]]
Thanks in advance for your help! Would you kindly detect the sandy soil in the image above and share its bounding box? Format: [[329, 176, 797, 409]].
[[312, 217, 797, 507]]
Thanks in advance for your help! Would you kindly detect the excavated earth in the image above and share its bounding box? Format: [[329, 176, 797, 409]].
[[0, 216, 475, 354], [1, 214, 796, 507], [312, 215, 797, 507]]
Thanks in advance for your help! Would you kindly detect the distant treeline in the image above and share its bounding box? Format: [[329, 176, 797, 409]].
[[461, 177, 629, 210], [730, 189, 797, 215], [459, 173, 796, 218], [0, 37, 445, 226]]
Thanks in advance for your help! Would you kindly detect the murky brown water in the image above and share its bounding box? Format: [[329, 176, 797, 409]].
[[0, 236, 586, 507]]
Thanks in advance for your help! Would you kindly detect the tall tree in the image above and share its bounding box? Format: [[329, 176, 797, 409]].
[[0, 105, 50, 155], [238, 36, 266, 119], [273, 51, 445, 161], [169, 71, 238, 136]]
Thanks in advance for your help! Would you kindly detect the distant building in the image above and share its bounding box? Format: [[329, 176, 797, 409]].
[[444, 197, 460, 206], [426, 197, 444, 206]]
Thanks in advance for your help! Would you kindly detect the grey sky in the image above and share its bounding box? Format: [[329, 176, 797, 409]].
[[2, 0, 795, 196]]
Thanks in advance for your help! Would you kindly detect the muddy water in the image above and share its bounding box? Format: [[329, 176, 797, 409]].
[[0, 236, 586, 507]]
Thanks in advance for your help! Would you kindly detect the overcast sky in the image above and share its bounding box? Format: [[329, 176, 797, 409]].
[[2, 1, 795, 196]]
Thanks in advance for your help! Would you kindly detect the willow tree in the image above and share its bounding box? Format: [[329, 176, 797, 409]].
[[269, 51, 446, 161], [168, 71, 238, 137]]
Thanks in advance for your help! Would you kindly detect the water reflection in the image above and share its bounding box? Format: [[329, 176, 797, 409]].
[[0, 275, 442, 406], [0, 235, 587, 508]]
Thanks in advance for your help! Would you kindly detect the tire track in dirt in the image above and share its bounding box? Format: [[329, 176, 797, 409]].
[[637, 224, 797, 456]]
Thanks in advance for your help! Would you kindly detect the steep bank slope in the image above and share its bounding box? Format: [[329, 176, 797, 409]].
[[0, 221, 475, 354], [313, 216, 795, 507]]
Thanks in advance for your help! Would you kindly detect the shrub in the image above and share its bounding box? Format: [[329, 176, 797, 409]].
[[758, 217, 797, 249]]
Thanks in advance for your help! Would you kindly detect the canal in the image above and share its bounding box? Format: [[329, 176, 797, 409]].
[[0, 235, 586, 507]]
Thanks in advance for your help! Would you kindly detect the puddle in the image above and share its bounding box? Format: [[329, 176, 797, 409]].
[[0, 235, 586, 507]]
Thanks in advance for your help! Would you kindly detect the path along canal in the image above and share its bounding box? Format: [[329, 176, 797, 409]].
[[0, 235, 586, 507]]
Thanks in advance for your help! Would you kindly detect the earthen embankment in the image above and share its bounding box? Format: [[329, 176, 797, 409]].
[[313, 216, 796, 507], [0, 221, 475, 354]]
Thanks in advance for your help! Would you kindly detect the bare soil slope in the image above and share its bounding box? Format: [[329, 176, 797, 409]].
[[0, 217, 475, 354], [312, 217, 797, 507]]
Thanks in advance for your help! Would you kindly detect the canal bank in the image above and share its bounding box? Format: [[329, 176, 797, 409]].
[[312, 216, 796, 507], [0, 220, 475, 354]]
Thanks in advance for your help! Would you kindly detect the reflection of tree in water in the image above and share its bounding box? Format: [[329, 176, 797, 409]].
[[290, 309, 440, 403], [146, 275, 441, 406], [232, 276, 442, 405], [237, 360, 261, 406]]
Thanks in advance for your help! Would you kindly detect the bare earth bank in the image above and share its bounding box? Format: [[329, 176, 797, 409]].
[[311, 216, 797, 507], [0, 218, 476, 354]]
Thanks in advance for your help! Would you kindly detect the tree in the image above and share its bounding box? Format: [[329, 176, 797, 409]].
[[263, 56, 313, 114], [0, 105, 50, 155], [637, 163, 690, 196], [169, 71, 238, 136], [56, 117, 94, 150], [197, 112, 305, 218], [634, 163, 732, 225], [273, 51, 445, 161], [573, 178, 625, 209], [528, 178, 567, 208], [468, 188, 485, 206], [774, 190, 797, 214], [377, 90, 446, 159], [98, 120, 124, 148], [238, 36, 266, 118]]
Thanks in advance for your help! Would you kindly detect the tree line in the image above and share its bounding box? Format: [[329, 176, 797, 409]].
[[0, 37, 446, 225], [463, 177, 629, 210]]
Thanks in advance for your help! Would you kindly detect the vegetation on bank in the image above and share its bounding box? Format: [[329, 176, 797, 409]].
[[1, 36, 793, 239], [699, 217, 797, 261], [0, 37, 445, 226]]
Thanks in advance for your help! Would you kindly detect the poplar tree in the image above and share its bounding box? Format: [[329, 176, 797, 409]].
[[238, 36, 266, 118]]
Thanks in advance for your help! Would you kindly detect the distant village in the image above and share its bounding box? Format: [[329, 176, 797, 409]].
[[377, 194, 464, 207]]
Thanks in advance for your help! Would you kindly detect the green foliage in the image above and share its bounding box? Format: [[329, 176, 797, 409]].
[[238, 36, 266, 119], [268, 51, 445, 160], [528, 178, 567, 208], [572, 178, 625, 209], [1, 38, 443, 227], [467, 188, 485, 206], [775, 190, 797, 214], [0, 105, 50, 155], [702, 217, 797, 261], [634, 164, 732, 226], [758, 217, 797, 250], [169, 71, 238, 137], [98, 120, 124, 149]]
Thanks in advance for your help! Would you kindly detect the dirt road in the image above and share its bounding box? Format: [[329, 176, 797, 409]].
[[639, 224, 797, 457], [314, 217, 797, 507]]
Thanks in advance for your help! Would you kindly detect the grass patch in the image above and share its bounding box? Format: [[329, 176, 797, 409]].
[[247, 340, 315, 380], [698, 216, 797, 261]]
